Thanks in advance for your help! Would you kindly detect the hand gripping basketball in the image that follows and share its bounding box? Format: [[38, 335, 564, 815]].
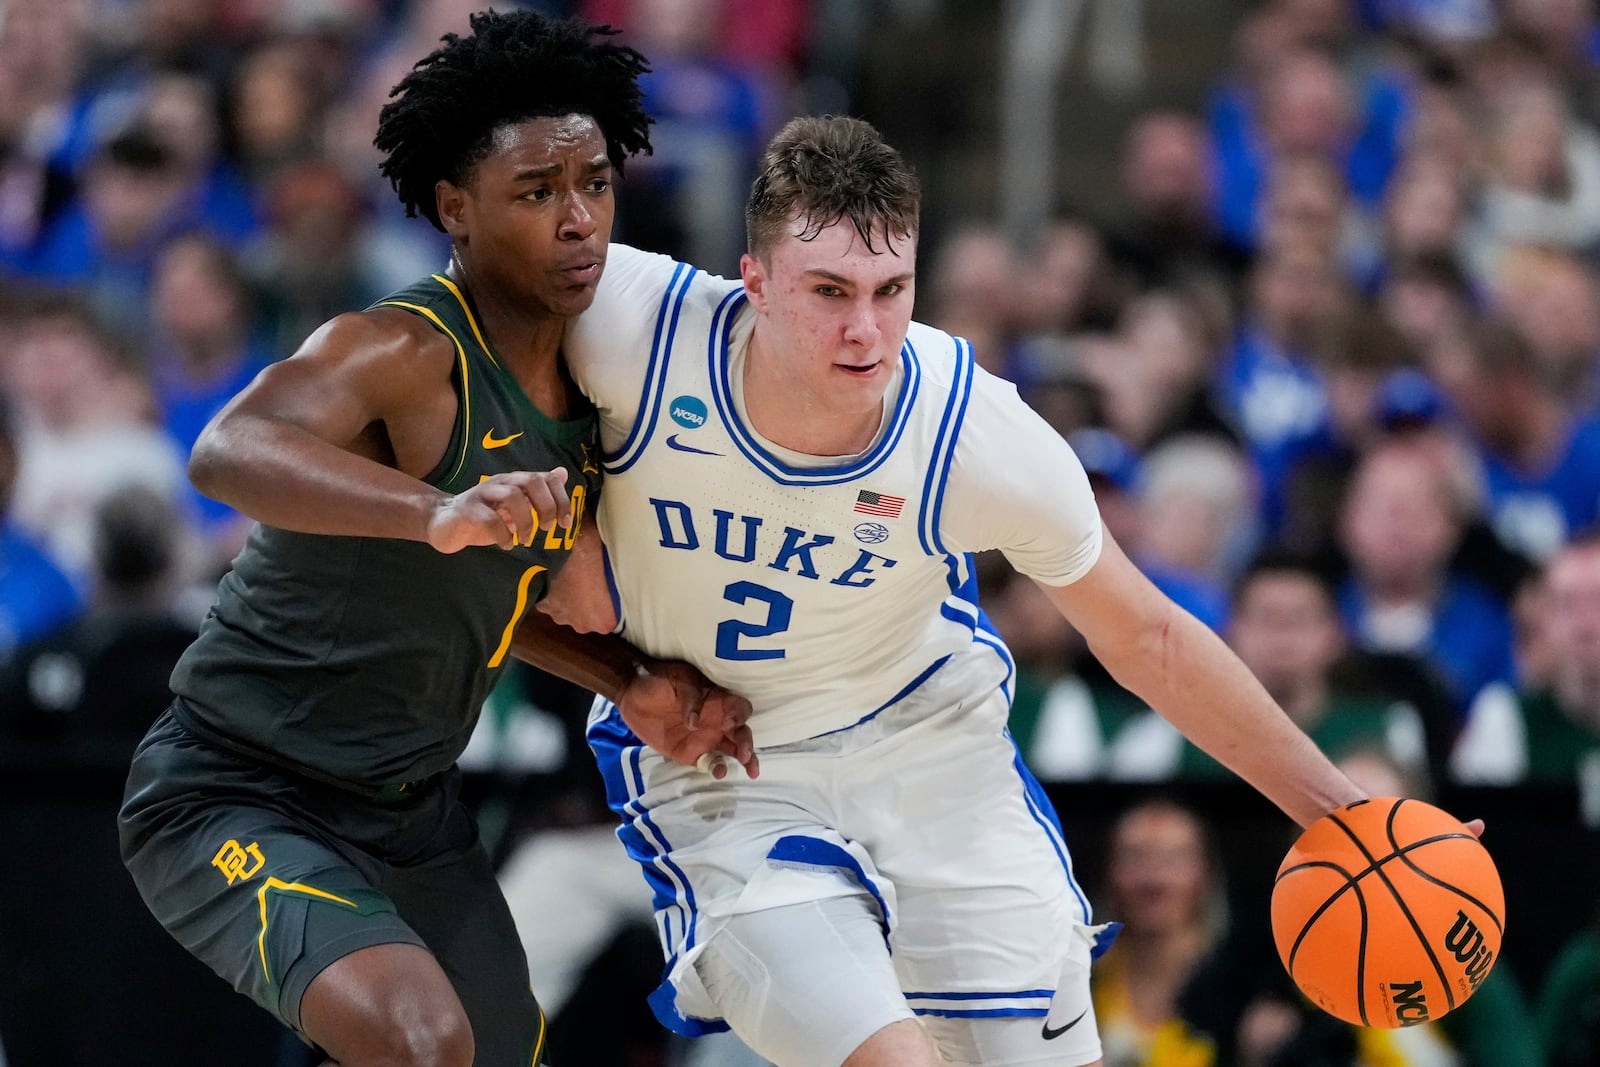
[[1270, 797, 1504, 1029]]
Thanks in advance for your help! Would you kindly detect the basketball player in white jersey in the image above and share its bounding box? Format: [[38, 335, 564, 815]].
[[542, 116, 1368, 1067]]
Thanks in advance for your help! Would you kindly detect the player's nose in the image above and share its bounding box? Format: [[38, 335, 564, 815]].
[[842, 300, 880, 345]]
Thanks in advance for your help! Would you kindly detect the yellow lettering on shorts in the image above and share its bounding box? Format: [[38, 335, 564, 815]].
[[212, 839, 265, 885]]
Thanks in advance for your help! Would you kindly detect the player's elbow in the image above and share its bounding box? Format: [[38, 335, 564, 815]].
[[187, 414, 249, 503]]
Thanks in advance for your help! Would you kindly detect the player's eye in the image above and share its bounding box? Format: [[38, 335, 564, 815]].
[[815, 285, 843, 298], [586, 177, 611, 194], [523, 187, 553, 202], [877, 284, 903, 297]]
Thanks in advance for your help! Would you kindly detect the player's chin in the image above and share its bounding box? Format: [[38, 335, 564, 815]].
[[547, 285, 600, 318]]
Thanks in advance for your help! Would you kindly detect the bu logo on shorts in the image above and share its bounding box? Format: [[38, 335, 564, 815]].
[[212, 839, 265, 885]]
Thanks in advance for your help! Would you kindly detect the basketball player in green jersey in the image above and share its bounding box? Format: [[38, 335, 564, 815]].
[[119, 13, 752, 1066]]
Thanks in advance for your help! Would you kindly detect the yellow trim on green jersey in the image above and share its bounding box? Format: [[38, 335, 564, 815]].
[[378, 299, 474, 485], [434, 273, 503, 370]]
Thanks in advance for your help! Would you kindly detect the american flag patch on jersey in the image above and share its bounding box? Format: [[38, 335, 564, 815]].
[[854, 490, 906, 518]]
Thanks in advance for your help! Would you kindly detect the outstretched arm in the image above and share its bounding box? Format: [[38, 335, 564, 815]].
[[1039, 527, 1366, 828]]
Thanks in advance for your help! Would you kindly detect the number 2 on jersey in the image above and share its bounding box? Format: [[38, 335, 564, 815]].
[[715, 581, 793, 660]]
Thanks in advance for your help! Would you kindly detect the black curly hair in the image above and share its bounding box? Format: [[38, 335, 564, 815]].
[[375, 9, 653, 232]]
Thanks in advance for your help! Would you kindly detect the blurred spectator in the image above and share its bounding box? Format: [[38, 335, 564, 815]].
[[1470, 78, 1600, 273], [1, 296, 190, 583], [1174, 553, 1431, 786], [147, 231, 271, 565], [1217, 239, 1345, 535], [1091, 798, 1222, 1067], [1431, 318, 1600, 562], [1092, 290, 1240, 452], [923, 222, 1022, 378], [1452, 533, 1600, 798], [1376, 251, 1478, 354], [0, 397, 81, 669], [1489, 247, 1600, 405], [1104, 110, 1249, 291], [226, 40, 327, 188], [24, 127, 192, 330], [1136, 435, 1254, 625], [1539, 905, 1600, 1067], [1278, 308, 1416, 557], [594, 0, 779, 275], [1369, 154, 1471, 289], [1015, 217, 1123, 341], [1258, 151, 1379, 278], [0, 485, 196, 764], [1338, 435, 1515, 712]]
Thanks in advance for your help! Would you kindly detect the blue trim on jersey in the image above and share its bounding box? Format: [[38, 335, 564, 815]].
[[917, 337, 974, 557], [607, 261, 696, 474], [707, 291, 922, 485], [767, 835, 892, 939], [1009, 742, 1092, 919], [913, 1008, 1050, 1019], [905, 990, 1053, 1000], [600, 543, 623, 629], [587, 701, 714, 1035], [808, 654, 953, 740]]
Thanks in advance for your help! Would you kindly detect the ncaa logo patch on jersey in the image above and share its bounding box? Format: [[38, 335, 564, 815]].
[[670, 396, 709, 429]]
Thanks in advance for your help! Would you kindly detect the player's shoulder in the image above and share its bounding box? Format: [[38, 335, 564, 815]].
[[290, 305, 456, 378], [601, 243, 740, 308], [905, 320, 1009, 396]]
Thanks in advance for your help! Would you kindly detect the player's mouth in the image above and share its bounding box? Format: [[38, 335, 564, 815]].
[[560, 260, 602, 283], [835, 360, 882, 378]]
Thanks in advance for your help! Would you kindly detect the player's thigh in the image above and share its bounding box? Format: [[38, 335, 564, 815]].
[[120, 716, 425, 1034], [916, 922, 1104, 1067], [383, 822, 547, 1067], [863, 701, 1093, 1015], [692, 894, 917, 1067]]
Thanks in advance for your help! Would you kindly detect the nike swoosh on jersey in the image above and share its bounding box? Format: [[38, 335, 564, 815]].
[[1041, 1008, 1088, 1041], [665, 435, 724, 457], [482, 429, 524, 449]]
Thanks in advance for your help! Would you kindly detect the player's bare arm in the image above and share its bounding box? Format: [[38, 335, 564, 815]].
[[189, 307, 571, 550], [1040, 525, 1368, 828]]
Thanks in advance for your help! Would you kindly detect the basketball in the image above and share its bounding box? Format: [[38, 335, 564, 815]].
[[1270, 797, 1504, 1029]]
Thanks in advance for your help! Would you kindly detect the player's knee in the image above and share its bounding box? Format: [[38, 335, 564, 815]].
[[344, 1017, 467, 1067], [329, 1000, 473, 1067]]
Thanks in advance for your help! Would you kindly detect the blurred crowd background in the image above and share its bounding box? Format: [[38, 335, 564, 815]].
[[4, 0, 1600, 1064]]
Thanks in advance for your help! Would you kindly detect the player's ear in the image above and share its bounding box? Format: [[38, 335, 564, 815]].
[[436, 179, 468, 240], [741, 253, 768, 311]]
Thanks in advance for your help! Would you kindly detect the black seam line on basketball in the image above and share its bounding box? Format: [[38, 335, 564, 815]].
[[1382, 801, 1465, 1010], [1278, 831, 1475, 972], [1286, 860, 1364, 974], [1331, 807, 1456, 1012], [1277, 833, 1478, 884], [1354, 872, 1371, 1027], [1391, 842, 1504, 935]]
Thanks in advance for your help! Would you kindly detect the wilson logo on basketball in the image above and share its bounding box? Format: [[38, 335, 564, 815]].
[[1387, 980, 1430, 1025], [1443, 911, 1495, 990]]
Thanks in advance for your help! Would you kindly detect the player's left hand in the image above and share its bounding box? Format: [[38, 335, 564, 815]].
[[619, 659, 759, 779]]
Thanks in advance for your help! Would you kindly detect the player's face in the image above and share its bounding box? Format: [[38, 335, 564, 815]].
[[442, 114, 614, 319], [741, 217, 915, 421]]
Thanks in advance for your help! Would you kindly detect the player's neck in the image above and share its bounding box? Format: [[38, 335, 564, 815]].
[[446, 261, 570, 417], [742, 329, 884, 457]]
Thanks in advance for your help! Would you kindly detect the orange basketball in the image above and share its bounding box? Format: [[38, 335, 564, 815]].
[[1270, 797, 1504, 1029]]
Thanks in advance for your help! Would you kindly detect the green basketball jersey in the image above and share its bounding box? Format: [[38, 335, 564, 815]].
[[170, 274, 602, 791]]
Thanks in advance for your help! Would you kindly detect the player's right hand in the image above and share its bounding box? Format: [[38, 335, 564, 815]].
[[426, 469, 570, 553], [619, 659, 760, 779]]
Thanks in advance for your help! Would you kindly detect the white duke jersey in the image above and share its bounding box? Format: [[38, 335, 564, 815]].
[[565, 244, 1103, 746]]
